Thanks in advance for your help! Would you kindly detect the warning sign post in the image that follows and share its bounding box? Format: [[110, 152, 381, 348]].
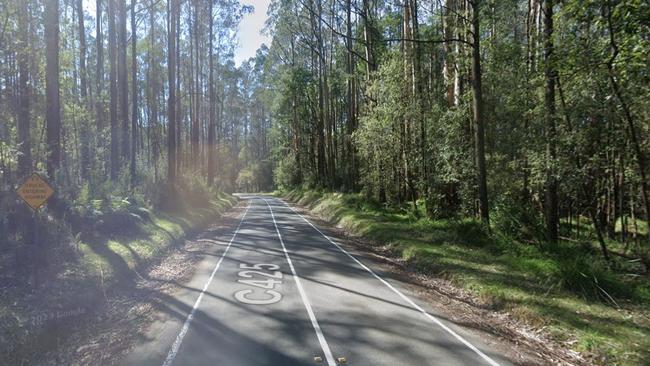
[[16, 173, 54, 210]]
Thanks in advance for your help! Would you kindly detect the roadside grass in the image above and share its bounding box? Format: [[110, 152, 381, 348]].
[[77, 192, 236, 287], [281, 189, 650, 366], [0, 188, 236, 364]]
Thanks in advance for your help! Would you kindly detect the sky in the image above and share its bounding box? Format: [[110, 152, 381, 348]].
[[83, 0, 271, 67], [234, 0, 272, 66]]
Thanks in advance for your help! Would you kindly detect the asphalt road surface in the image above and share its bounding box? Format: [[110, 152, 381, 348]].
[[123, 196, 513, 366]]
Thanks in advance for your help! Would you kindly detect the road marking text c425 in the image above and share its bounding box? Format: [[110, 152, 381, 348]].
[[234, 263, 283, 305]]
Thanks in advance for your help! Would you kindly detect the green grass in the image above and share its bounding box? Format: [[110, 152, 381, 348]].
[[282, 189, 650, 366], [77, 191, 236, 286]]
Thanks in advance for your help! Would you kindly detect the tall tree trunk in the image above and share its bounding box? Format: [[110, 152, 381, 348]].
[[411, 0, 429, 214], [311, 0, 326, 185], [362, 0, 375, 80], [403, 0, 418, 212], [109, 0, 119, 180], [77, 0, 88, 100], [290, 38, 302, 184], [175, 8, 181, 177], [543, 0, 558, 244], [95, 0, 105, 189], [17, 0, 31, 177], [207, 0, 216, 185], [345, 0, 356, 190], [96, 0, 105, 131], [522, 0, 535, 201], [443, 0, 455, 106], [148, 0, 159, 179], [470, 0, 489, 225], [118, 0, 129, 163], [619, 153, 627, 243], [167, 0, 177, 183], [590, 208, 611, 262], [77, 0, 91, 181], [452, 6, 462, 108], [191, 0, 200, 169], [45, 0, 61, 182], [130, 0, 137, 186]]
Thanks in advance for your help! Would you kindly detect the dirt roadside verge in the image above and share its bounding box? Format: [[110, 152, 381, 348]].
[[1, 197, 243, 366], [43, 202, 248, 366], [49, 202, 248, 366]]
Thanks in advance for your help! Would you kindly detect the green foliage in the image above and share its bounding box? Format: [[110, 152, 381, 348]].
[[553, 254, 631, 303], [355, 52, 410, 202], [237, 161, 273, 192], [273, 152, 301, 190], [492, 196, 546, 242], [0, 141, 18, 171]]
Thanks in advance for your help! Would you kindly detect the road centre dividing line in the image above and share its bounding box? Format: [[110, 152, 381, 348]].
[[262, 198, 337, 366], [162, 200, 252, 366], [278, 198, 502, 366]]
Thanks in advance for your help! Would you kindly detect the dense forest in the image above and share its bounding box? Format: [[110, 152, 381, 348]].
[[261, 0, 650, 255], [0, 0, 649, 363], [0, 0, 273, 191], [0, 0, 649, 274], [1, 0, 648, 255]]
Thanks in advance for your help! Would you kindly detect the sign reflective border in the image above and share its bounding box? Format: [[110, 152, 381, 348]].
[[16, 173, 54, 210]]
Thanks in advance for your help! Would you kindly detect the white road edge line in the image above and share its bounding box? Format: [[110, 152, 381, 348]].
[[262, 198, 337, 366], [162, 200, 251, 366], [278, 198, 502, 366]]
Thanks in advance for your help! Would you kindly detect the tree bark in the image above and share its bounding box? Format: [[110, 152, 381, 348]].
[[207, 0, 216, 186], [543, 0, 559, 244], [443, 0, 455, 106], [148, 0, 159, 179], [345, 0, 357, 190], [77, 0, 88, 100], [109, 0, 119, 180], [362, 0, 375, 80], [45, 0, 61, 182], [175, 7, 181, 177], [167, 0, 178, 183], [191, 0, 200, 169], [130, 0, 137, 186], [17, 0, 31, 177], [77, 0, 91, 181], [96, 0, 105, 131], [118, 0, 129, 163], [470, 0, 490, 225]]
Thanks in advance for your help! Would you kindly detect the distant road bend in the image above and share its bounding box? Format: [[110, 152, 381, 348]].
[[123, 196, 513, 366]]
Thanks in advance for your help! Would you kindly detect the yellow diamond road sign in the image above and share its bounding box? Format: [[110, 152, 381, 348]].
[[16, 173, 54, 210]]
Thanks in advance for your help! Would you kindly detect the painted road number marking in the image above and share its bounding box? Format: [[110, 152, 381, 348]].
[[234, 263, 283, 305]]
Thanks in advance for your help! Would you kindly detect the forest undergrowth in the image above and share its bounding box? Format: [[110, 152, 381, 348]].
[[0, 176, 236, 364]]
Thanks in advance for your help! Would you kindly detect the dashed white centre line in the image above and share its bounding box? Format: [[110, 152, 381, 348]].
[[161, 200, 251, 366], [262, 198, 337, 366]]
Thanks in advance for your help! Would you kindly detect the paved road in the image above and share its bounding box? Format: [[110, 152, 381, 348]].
[[123, 196, 513, 366]]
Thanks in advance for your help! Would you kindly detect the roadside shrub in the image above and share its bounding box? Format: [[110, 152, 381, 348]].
[[453, 219, 492, 247], [148, 174, 215, 212], [177, 175, 213, 207], [552, 254, 633, 303], [273, 152, 301, 190], [492, 197, 545, 242]]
